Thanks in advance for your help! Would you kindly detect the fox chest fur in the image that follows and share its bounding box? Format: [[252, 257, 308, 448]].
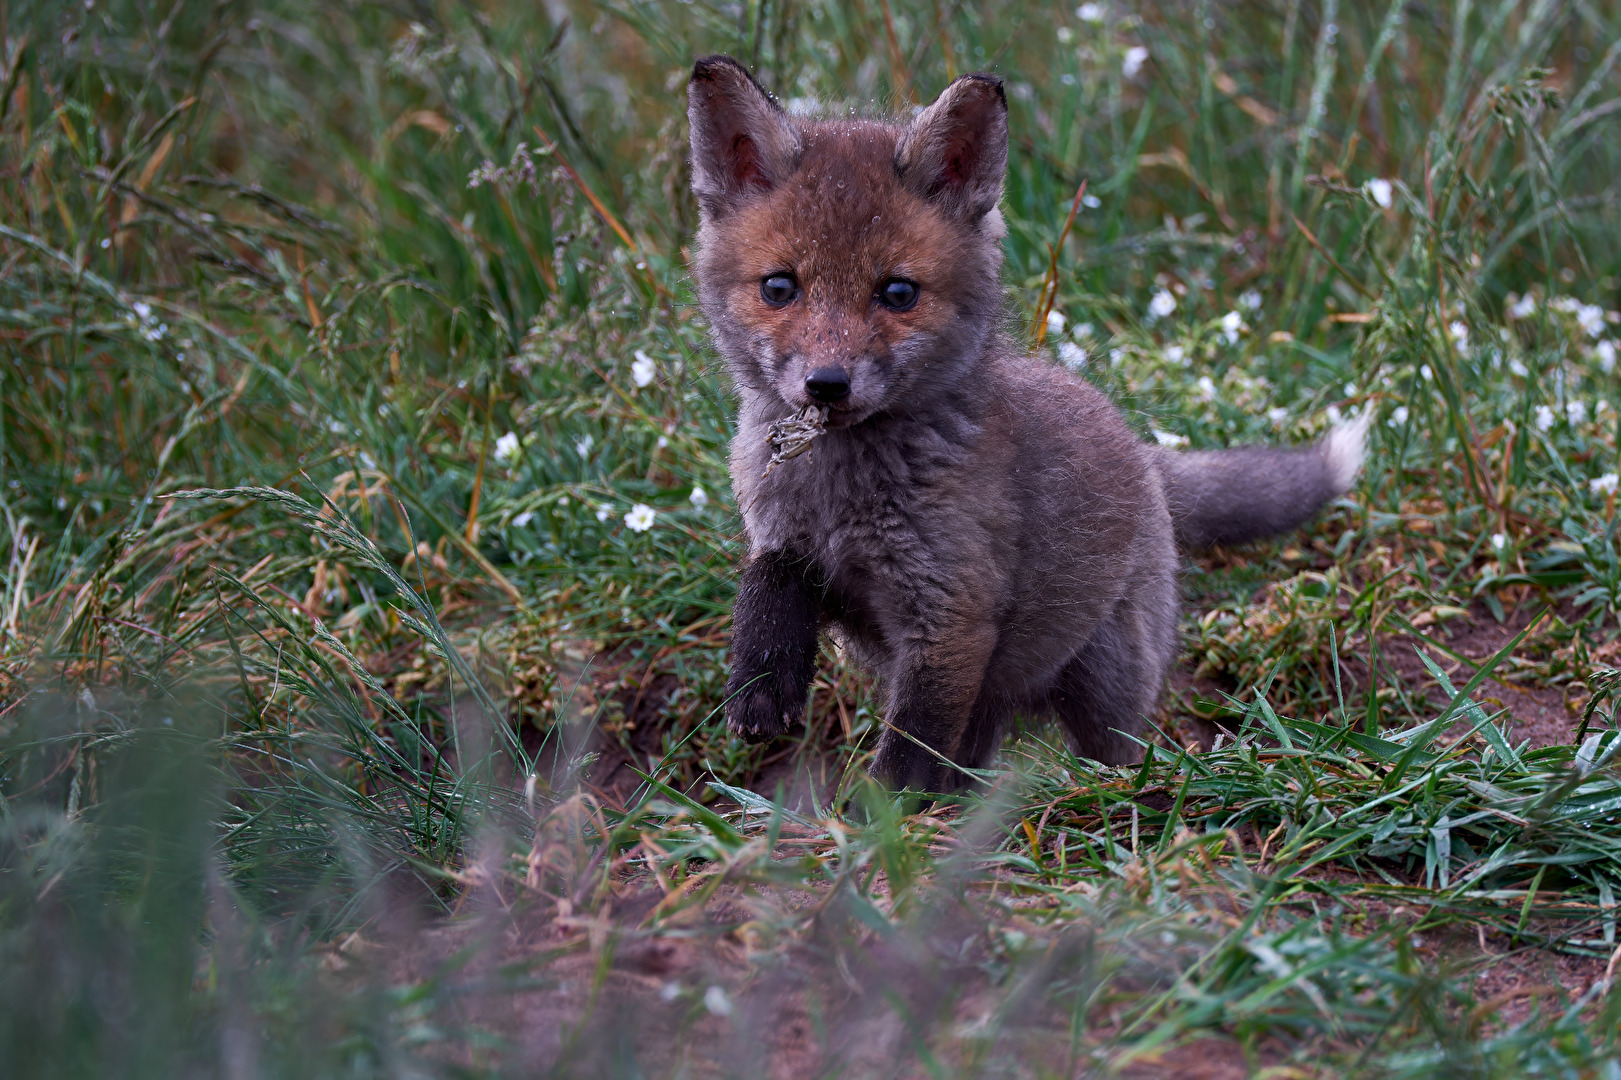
[[686, 55, 1364, 791]]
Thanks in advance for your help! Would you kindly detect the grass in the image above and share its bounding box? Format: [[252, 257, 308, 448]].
[[4, 0, 1621, 1074]]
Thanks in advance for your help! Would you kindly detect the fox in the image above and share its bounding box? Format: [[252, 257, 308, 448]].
[[686, 55, 1369, 792]]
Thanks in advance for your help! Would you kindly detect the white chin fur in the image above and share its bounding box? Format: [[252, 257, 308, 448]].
[[1323, 410, 1372, 494]]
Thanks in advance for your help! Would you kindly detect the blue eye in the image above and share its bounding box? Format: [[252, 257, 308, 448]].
[[761, 274, 799, 305], [878, 278, 919, 311]]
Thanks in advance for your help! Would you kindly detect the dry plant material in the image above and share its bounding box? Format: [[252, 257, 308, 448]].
[[763, 405, 828, 476]]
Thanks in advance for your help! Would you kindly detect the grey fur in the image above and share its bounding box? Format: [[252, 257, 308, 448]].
[[687, 57, 1366, 790]]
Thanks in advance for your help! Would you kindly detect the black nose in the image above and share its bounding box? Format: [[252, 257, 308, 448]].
[[805, 367, 851, 403]]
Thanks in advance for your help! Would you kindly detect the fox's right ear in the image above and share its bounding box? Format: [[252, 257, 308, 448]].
[[688, 55, 800, 220]]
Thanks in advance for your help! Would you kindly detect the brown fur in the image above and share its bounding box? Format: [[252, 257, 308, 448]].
[[687, 55, 1365, 791]]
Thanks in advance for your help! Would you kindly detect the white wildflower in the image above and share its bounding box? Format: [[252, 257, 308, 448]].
[[1535, 404, 1555, 431], [704, 985, 733, 1016], [1074, 321, 1094, 339], [660, 981, 682, 1002], [1597, 400, 1615, 420], [1151, 428, 1189, 448], [689, 486, 709, 508], [1056, 25, 1074, 43], [1057, 341, 1088, 370], [1389, 405, 1409, 426], [1419, 364, 1433, 381], [1507, 293, 1536, 320], [1591, 473, 1619, 496], [1109, 348, 1124, 365], [1082, 194, 1101, 209], [1148, 289, 1176, 319], [1267, 406, 1289, 426], [1448, 321, 1469, 349], [1239, 289, 1263, 311], [511, 510, 534, 528], [575, 434, 594, 458], [1196, 375, 1217, 401], [1365, 178, 1394, 209], [1577, 304, 1606, 338], [1567, 401, 1588, 426], [1552, 296, 1580, 313], [1220, 310, 1245, 345], [596, 505, 612, 522], [1045, 309, 1067, 334], [1165, 344, 1186, 365], [1509, 357, 1528, 377], [624, 503, 655, 532], [1491, 532, 1507, 551], [493, 431, 520, 465], [1326, 404, 1343, 425], [656, 435, 669, 449], [1122, 46, 1150, 79], [1597, 340, 1617, 374], [631, 349, 657, 388], [1077, 2, 1106, 22]]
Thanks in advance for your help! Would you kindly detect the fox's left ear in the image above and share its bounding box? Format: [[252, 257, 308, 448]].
[[896, 73, 1008, 223], [688, 55, 801, 220]]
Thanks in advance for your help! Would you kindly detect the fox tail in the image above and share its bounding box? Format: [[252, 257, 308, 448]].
[[1155, 412, 1371, 550]]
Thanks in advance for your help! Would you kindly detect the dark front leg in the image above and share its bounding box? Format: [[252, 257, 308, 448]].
[[724, 550, 821, 743]]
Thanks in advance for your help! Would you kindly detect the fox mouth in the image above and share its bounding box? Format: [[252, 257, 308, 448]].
[[820, 403, 866, 428]]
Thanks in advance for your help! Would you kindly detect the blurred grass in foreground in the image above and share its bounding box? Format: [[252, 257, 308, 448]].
[[4, 0, 1621, 1075]]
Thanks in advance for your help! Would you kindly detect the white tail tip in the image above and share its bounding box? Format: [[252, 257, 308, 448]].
[[1323, 410, 1372, 494]]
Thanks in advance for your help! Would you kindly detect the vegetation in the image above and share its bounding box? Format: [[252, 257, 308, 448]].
[[3, 0, 1621, 1074]]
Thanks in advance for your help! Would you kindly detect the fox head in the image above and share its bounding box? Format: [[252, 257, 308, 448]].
[[687, 55, 1008, 427]]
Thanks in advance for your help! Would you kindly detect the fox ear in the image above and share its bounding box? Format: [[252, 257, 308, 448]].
[[897, 73, 1008, 222], [688, 55, 800, 219]]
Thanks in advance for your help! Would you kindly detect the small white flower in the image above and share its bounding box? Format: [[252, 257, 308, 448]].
[[1567, 401, 1588, 426], [1045, 310, 1067, 334], [1081, 194, 1101, 209], [1151, 428, 1189, 448], [1364, 178, 1394, 209], [1491, 532, 1507, 551], [660, 981, 682, 1003], [703, 985, 733, 1016], [359, 451, 377, 469], [1074, 322, 1094, 339], [1056, 25, 1074, 43], [596, 505, 612, 522], [1507, 293, 1536, 320], [1148, 289, 1176, 319], [1165, 344, 1186, 365], [631, 350, 657, 388], [1448, 321, 1469, 349], [1109, 348, 1124, 365], [1577, 304, 1606, 338], [511, 510, 534, 528], [624, 503, 656, 532], [690, 485, 709, 508], [1326, 404, 1343, 425], [575, 434, 594, 458], [1122, 46, 1150, 79], [1239, 289, 1263, 311], [493, 431, 520, 464], [1267, 406, 1289, 426], [1591, 473, 1619, 496], [1057, 341, 1088, 370], [1195, 375, 1217, 402], [1419, 364, 1433, 381], [1220, 310, 1245, 345], [133, 301, 152, 320], [1597, 400, 1615, 420], [1509, 357, 1529, 377], [1596, 340, 1617, 374], [1552, 296, 1579, 313], [656, 435, 669, 449], [1535, 404, 1555, 431], [1076, 2, 1105, 22], [1389, 405, 1409, 425]]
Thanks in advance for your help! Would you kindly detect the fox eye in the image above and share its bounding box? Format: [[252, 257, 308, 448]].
[[760, 274, 799, 306], [877, 278, 919, 311]]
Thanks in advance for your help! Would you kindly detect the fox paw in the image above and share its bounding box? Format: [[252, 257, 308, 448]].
[[725, 687, 792, 743]]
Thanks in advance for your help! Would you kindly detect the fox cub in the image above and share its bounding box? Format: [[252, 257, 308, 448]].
[[687, 55, 1367, 791]]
